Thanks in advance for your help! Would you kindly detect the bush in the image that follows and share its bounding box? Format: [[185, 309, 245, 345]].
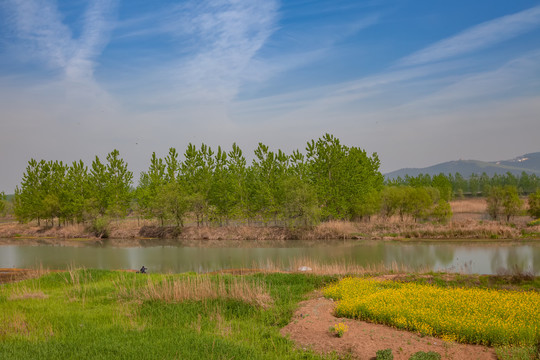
[[376, 348, 393, 360], [409, 351, 441, 360], [431, 200, 452, 223], [487, 186, 523, 221], [88, 216, 110, 238], [528, 190, 540, 219]]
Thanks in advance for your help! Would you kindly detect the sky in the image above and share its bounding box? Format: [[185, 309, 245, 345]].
[[1, 0, 540, 193]]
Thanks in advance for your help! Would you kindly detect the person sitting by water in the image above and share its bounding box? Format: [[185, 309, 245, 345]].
[[139, 266, 147, 274]]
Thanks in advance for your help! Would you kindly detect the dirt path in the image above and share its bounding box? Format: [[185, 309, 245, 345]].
[[280, 293, 497, 360]]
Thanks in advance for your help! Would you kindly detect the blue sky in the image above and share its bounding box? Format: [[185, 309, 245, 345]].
[[1, 0, 539, 192]]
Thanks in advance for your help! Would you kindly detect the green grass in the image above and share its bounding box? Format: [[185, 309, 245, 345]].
[[0, 269, 342, 359]]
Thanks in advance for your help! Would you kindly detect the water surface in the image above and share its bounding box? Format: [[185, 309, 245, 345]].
[[1, 239, 539, 275]]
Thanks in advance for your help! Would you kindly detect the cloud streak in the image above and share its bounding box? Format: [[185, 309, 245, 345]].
[[6, 0, 118, 83], [174, 0, 279, 102], [399, 5, 540, 67]]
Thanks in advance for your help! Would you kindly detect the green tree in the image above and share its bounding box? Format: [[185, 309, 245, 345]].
[[469, 173, 480, 196], [226, 143, 248, 219], [354, 189, 381, 221], [486, 186, 504, 220], [248, 143, 287, 223], [487, 186, 523, 221], [528, 190, 540, 219], [0, 191, 6, 216], [281, 176, 320, 228], [306, 134, 383, 220], [451, 172, 467, 197], [155, 182, 189, 227], [14, 159, 67, 226], [479, 172, 490, 195], [137, 152, 166, 221], [60, 160, 89, 224], [380, 186, 407, 220], [432, 173, 452, 201], [406, 187, 433, 222], [87, 150, 133, 220], [105, 150, 133, 218], [88, 156, 109, 217], [501, 186, 523, 221]]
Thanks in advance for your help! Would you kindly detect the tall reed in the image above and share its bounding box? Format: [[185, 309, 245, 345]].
[[117, 275, 273, 308]]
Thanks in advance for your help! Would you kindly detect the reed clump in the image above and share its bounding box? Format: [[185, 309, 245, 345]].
[[117, 275, 273, 309], [255, 257, 428, 276], [311, 221, 358, 239]]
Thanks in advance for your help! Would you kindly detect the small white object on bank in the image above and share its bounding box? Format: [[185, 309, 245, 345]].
[[297, 266, 312, 272]]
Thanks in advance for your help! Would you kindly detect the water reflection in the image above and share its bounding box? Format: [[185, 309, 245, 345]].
[[0, 240, 539, 275]]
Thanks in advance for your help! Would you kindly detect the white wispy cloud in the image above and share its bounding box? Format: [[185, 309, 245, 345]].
[[65, 0, 118, 82], [6, 0, 74, 68], [399, 5, 540, 67], [173, 0, 279, 102], [5, 0, 118, 83]]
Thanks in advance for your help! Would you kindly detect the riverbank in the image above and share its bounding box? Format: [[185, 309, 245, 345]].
[[0, 217, 539, 245], [1, 269, 538, 359]]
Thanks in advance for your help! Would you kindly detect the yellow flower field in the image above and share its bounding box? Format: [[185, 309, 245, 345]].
[[323, 278, 540, 346]]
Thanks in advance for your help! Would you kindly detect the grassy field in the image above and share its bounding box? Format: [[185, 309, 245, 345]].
[[0, 269, 341, 360]]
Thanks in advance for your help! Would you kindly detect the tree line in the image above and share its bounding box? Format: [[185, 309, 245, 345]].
[[9, 134, 540, 230], [13, 134, 385, 228], [389, 171, 540, 197]]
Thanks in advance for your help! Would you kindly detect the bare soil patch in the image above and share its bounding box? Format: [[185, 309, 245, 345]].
[[281, 292, 496, 360]]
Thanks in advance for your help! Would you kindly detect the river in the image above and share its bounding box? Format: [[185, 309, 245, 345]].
[[1, 239, 539, 275]]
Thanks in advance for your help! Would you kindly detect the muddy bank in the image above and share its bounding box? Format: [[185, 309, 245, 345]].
[[0, 219, 538, 245]]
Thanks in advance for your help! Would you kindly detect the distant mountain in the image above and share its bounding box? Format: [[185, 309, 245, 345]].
[[385, 152, 540, 179]]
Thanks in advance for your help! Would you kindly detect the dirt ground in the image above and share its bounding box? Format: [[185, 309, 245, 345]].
[[281, 292, 497, 360]]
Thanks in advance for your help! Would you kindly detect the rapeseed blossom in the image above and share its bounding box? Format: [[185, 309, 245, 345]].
[[329, 322, 349, 337], [323, 278, 540, 346]]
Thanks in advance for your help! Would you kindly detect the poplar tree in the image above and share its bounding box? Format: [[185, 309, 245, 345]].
[[306, 134, 383, 220]]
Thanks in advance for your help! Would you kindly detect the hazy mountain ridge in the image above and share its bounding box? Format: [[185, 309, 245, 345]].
[[385, 152, 540, 179]]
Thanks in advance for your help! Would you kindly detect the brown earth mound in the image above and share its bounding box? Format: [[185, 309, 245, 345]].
[[281, 293, 496, 360]]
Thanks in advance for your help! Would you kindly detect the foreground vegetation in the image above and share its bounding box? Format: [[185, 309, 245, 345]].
[[2, 268, 540, 359], [0, 269, 339, 359]]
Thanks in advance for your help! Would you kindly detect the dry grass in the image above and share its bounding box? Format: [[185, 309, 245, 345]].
[[451, 198, 487, 214], [8, 285, 48, 300], [180, 225, 292, 241], [310, 221, 358, 239], [0, 265, 51, 284], [117, 275, 273, 308], [258, 257, 430, 276], [0, 221, 93, 239], [109, 218, 145, 239]]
